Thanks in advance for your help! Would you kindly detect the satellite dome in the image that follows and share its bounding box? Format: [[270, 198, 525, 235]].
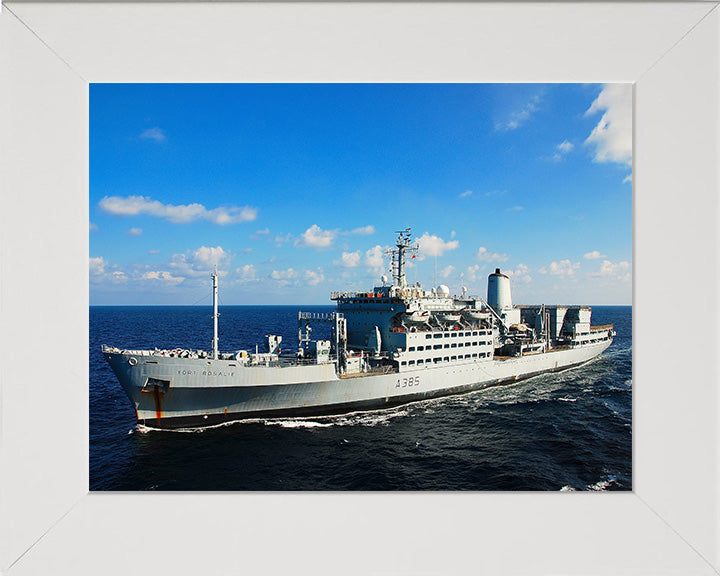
[[437, 284, 450, 296]]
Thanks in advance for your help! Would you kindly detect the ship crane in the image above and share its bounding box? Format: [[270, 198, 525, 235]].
[[477, 296, 509, 331]]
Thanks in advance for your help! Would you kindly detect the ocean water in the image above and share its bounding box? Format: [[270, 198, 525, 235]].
[[90, 305, 631, 491]]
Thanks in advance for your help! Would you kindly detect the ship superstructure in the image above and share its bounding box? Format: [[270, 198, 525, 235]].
[[102, 228, 615, 429]]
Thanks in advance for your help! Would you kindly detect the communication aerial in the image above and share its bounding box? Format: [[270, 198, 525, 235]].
[[385, 227, 418, 287]]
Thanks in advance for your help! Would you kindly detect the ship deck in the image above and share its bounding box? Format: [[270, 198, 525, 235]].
[[339, 366, 397, 379]]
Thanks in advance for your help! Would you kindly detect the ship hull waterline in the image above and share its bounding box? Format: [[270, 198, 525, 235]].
[[104, 340, 610, 430]]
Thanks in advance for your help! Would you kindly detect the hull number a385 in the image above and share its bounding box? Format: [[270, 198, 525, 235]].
[[397, 376, 420, 388]]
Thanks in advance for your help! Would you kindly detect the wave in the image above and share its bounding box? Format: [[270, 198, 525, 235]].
[[587, 475, 619, 491], [599, 400, 629, 420], [133, 418, 265, 434], [130, 402, 420, 433], [322, 407, 414, 427], [134, 423, 211, 434], [258, 404, 416, 430], [266, 420, 334, 429]]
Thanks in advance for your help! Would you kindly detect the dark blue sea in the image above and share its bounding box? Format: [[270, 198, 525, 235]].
[[90, 305, 632, 491]]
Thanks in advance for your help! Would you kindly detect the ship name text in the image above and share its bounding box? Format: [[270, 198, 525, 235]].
[[176, 369, 235, 377]]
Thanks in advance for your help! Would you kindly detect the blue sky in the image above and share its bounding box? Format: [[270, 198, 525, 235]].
[[90, 83, 632, 306]]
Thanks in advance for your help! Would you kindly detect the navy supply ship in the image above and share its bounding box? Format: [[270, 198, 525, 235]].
[[102, 229, 615, 429]]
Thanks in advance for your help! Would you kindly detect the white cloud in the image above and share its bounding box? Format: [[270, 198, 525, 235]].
[[459, 190, 473, 198], [140, 127, 166, 142], [539, 260, 580, 276], [623, 173, 632, 184], [552, 140, 574, 161], [90, 258, 127, 284], [462, 264, 481, 284], [255, 228, 270, 235], [141, 270, 184, 284], [584, 250, 606, 260], [365, 245, 386, 271], [99, 195, 258, 225], [305, 269, 325, 286], [274, 233, 293, 247], [126, 227, 143, 236], [110, 271, 128, 283], [595, 260, 632, 282], [89, 222, 98, 232], [271, 268, 298, 286], [208, 207, 257, 225], [89, 256, 105, 276], [507, 206, 524, 212], [417, 232, 459, 259], [169, 246, 231, 278], [476, 246, 509, 263], [193, 246, 228, 268], [557, 140, 574, 154], [585, 84, 632, 166], [271, 268, 297, 280], [332, 245, 387, 273], [148, 249, 160, 255], [505, 263, 532, 284], [237, 264, 257, 283], [297, 224, 337, 248], [495, 93, 543, 131], [440, 265, 455, 279], [336, 251, 361, 268], [91, 256, 191, 288], [345, 225, 375, 236]]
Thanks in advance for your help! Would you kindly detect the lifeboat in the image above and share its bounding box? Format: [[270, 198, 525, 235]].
[[436, 312, 462, 324], [460, 308, 487, 321], [402, 310, 430, 325]]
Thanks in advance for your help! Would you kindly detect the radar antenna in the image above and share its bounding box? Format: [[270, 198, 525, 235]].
[[385, 227, 418, 287]]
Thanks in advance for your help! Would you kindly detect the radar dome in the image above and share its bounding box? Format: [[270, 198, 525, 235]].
[[437, 284, 450, 296]]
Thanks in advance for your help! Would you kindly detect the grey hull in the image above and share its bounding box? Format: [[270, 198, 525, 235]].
[[105, 339, 611, 430]]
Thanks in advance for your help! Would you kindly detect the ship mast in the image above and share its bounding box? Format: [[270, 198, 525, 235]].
[[387, 228, 417, 288], [212, 266, 219, 360]]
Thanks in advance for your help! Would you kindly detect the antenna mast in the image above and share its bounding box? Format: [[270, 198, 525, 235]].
[[211, 266, 219, 360], [386, 227, 418, 287]]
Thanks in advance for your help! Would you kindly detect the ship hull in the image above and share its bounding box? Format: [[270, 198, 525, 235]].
[[104, 339, 611, 430]]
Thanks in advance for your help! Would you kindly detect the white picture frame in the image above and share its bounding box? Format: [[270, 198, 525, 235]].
[[1, 2, 718, 574]]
